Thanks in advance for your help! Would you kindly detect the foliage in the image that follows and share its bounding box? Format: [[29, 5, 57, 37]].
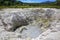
[[0, 0, 59, 8], [57, 0, 60, 6], [0, 0, 23, 6]]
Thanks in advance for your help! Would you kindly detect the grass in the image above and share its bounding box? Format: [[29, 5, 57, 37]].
[[0, 5, 60, 9]]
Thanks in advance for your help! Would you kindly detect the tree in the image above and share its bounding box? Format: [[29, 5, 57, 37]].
[[57, 0, 60, 5], [0, 0, 23, 6]]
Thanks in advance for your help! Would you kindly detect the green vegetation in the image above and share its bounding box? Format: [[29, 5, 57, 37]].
[[57, 0, 60, 6], [0, 0, 60, 8]]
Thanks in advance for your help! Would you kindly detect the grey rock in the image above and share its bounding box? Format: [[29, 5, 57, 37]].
[[0, 8, 60, 40]]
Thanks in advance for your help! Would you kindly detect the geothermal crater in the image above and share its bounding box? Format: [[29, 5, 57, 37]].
[[0, 8, 60, 40]]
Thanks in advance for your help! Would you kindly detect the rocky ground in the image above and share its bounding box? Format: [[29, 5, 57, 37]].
[[0, 8, 60, 40]]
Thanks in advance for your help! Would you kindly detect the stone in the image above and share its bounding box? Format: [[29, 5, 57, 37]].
[[0, 8, 60, 40]]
